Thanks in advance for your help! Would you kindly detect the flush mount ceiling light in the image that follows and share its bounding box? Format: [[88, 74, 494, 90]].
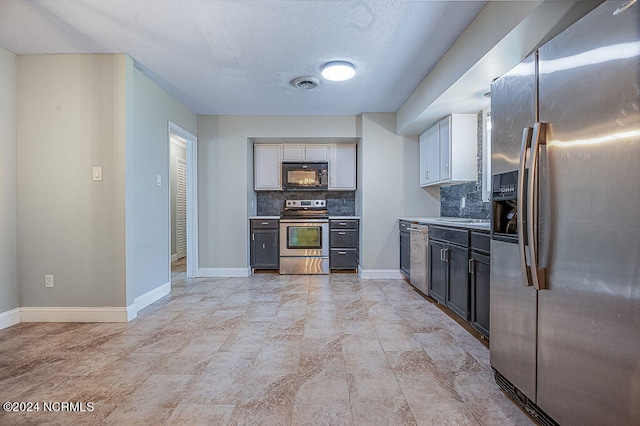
[[321, 61, 356, 81]]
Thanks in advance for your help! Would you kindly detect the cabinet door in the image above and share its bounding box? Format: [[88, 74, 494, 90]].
[[329, 144, 356, 190], [449, 113, 478, 183], [439, 117, 451, 181], [251, 230, 279, 269], [282, 145, 305, 161], [400, 232, 411, 278], [446, 244, 470, 320], [305, 145, 328, 161], [470, 251, 490, 338], [428, 240, 447, 304], [420, 126, 440, 186], [254, 144, 282, 190]]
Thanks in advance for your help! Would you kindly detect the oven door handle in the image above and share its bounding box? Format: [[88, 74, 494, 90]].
[[279, 219, 329, 224]]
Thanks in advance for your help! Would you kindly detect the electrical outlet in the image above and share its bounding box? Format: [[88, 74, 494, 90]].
[[45, 275, 54, 288], [461, 196, 466, 209]]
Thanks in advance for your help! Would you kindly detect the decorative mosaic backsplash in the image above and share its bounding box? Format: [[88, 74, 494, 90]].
[[257, 191, 356, 216], [440, 112, 491, 219]]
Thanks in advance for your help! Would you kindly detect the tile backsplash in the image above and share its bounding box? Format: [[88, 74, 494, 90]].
[[257, 191, 356, 216], [440, 111, 490, 219]]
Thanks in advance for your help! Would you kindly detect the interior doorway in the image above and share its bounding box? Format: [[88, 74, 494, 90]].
[[168, 122, 198, 279]]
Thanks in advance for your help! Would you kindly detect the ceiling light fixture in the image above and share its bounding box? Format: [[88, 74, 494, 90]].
[[321, 61, 356, 81]]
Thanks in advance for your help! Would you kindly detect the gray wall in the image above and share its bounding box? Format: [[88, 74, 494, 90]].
[[0, 47, 18, 314], [17, 54, 128, 307], [170, 140, 187, 258], [358, 113, 440, 273], [197, 115, 358, 271], [127, 65, 196, 304], [198, 113, 439, 274], [14, 54, 196, 310]]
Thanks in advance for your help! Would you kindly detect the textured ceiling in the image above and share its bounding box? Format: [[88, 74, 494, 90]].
[[0, 0, 487, 116]]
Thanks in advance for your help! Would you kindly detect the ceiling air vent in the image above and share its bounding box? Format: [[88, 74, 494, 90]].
[[293, 77, 319, 90]]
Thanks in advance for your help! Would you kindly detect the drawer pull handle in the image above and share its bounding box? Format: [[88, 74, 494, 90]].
[[338, 251, 347, 255], [261, 222, 269, 225], [339, 222, 347, 226], [338, 232, 346, 235]]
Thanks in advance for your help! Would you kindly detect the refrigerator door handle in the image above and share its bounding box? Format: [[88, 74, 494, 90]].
[[518, 126, 533, 287], [528, 122, 547, 290]]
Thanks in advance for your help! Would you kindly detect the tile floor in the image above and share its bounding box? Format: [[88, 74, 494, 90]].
[[0, 271, 533, 425]]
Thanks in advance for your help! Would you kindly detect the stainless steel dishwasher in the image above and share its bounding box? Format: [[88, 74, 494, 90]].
[[408, 223, 429, 295]]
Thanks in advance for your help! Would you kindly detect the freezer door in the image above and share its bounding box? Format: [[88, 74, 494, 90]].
[[536, 2, 640, 424], [489, 53, 538, 402], [490, 239, 537, 401], [490, 54, 537, 176]]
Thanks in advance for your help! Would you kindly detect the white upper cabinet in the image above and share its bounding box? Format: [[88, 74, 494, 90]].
[[329, 144, 356, 190], [255, 143, 355, 191], [420, 113, 477, 187], [419, 125, 440, 186], [282, 145, 305, 161], [254, 144, 282, 190], [282, 144, 329, 162], [304, 145, 329, 161]]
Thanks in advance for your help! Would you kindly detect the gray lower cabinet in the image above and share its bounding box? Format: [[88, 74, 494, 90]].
[[428, 225, 491, 337], [470, 231, 490, 338], [399, 221, 411, 279], [330, 219, 359, 270], [428, 225, 472, 319], [250, 219, 279, 269]]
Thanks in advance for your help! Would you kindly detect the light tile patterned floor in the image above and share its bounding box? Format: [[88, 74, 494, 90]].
[[0, 272, 533, 425]]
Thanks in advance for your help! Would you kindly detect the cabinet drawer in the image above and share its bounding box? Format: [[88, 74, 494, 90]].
[[399, 220, 412, 232], [251, 219, 279, 229], [330, 219, 358, 229], [330, 229, 358, 248], [429, 226, 469, 246], [330, 249, 358, 269], [470, 231, 490, 253]]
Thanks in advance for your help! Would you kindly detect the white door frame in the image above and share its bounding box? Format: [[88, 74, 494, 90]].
[[168, 121, 198, 278]]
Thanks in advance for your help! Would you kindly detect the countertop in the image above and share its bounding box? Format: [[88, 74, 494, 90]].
[[398, 216, 490, 231]]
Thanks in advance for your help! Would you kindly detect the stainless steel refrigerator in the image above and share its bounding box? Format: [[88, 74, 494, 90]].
[[489, 1, 640, 425]]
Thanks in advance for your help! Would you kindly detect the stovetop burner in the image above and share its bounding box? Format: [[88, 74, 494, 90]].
[[281, 199, 328, 220]]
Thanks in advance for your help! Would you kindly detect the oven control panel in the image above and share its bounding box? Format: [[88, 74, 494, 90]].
[[285, 199, 326, 208]]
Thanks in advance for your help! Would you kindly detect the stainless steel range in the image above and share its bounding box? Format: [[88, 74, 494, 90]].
[[279, 199, 329, 274]]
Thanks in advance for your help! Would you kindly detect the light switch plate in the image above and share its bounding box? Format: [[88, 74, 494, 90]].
[[93, 167, 102, 181]]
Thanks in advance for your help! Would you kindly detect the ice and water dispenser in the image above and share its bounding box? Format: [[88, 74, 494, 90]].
[[491, 171, 521, 242]]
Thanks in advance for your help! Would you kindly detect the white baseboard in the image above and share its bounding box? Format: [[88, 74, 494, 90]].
[[198, 267, 251, 278], [171, 253, 178, 262], [358, 268, 403, 280], [20, 306, 130, 323], [132, 281, 171, 318], [0, 308, 21, 330], [7, 282, 172, 325]]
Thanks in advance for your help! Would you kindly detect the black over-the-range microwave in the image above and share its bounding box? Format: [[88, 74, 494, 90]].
[[281, 162, 328, 191]]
